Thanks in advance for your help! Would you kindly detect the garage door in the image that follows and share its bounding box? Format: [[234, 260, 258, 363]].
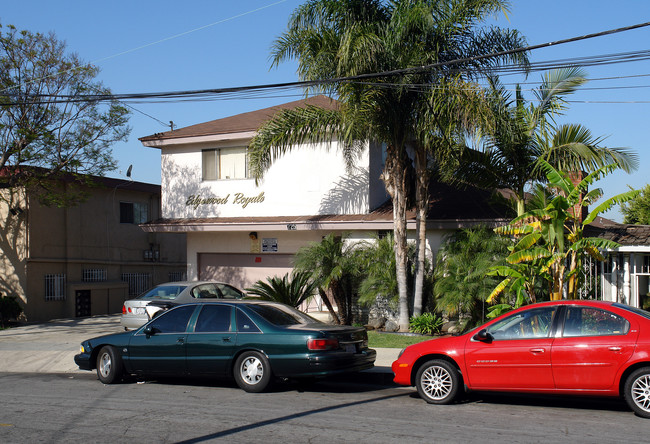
[[198, 253, 294, 290]]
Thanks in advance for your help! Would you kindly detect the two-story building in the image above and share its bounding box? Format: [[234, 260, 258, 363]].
[[139, 95, 511, 294], [0, 174, 186, 322]]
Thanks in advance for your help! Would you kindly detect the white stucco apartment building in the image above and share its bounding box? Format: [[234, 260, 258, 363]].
[[139, 95, 511, 292]]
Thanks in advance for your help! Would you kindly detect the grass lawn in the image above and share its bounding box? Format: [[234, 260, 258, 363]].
[[367, 330, 435, 348]]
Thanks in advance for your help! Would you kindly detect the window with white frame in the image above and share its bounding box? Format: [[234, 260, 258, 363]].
[[120, 201, 149, 224], [45, 274, 66, 301], [202, 147, 248, 180]]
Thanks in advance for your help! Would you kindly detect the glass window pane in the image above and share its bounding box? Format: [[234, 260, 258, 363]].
[[219, 147, 247, 179], [217, 284, 244, 299], [202, 150, 217, 180], [236, 308, 260, 332], [195, 305, 231, 332], [149, 305, 195, 333], [563, 307, 630, 337], [487, 306, 557, 340]]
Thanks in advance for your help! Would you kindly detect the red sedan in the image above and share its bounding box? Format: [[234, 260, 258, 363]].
[[392, 300, 650, 417]]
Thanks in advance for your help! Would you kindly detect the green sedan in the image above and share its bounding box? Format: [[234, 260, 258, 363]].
[[74, 300, 376, 392]]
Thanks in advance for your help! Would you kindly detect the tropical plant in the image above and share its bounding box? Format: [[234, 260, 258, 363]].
[[357, 233, 401, 308], [245, 270, 318, 308], [621, 184, 650, 225], [248, 0, 527, 331], [433, 226, 511, 330], [409, 312, 443, 335], [293, 234, 363, 325], [356, 233, 434, 312], [488, 161, 640, 315], [449, 68, 638, 216]]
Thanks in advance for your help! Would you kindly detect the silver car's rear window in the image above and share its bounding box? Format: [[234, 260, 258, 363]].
[[138, 285, 187, 300]]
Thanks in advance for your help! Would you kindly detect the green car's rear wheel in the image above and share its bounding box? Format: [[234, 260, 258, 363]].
[[234, 351, 272, 393]]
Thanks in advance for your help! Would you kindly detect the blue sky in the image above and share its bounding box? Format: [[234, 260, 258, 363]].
[[3, 1, 650, 221]]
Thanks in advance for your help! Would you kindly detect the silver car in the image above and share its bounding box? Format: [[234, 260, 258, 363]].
[[120, 281, 245, 330]]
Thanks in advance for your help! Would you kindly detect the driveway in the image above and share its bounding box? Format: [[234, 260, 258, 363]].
[[0, 315, 123, 373]]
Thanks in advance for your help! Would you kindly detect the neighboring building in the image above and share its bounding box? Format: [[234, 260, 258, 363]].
[[588, 218, 650, 310], [139, 96, 511, 295], [0, 174, 186, 322]]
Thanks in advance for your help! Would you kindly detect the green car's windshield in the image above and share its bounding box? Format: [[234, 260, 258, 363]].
[[138, 285, 187, 300]]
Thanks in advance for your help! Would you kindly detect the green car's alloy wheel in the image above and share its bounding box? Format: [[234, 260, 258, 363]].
[[234, 351, 272, 393], [625, 367, 650, 418], [96, 345, 123, 384], [415, 359, 460, 405]]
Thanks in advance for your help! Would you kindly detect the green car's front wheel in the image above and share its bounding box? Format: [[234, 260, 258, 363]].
[[96, 345, 123, 384]]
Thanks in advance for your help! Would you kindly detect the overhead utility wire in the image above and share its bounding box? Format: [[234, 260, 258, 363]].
[[0, 0, 290, 128], [5, 20, 650, 106]]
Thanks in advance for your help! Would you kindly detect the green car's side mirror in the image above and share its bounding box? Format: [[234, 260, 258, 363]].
[[143, 325, 155, 337]]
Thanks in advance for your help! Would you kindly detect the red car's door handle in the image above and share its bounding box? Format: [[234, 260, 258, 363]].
[[529, 348, 545, 354], [608, 346, 622, 352]]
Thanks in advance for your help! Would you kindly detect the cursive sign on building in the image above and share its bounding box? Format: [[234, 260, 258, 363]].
[[186, 192, 265, 209]]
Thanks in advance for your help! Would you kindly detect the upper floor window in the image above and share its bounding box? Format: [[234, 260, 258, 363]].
[[120, 202, 148, 224], [202, 147, 248, 180]]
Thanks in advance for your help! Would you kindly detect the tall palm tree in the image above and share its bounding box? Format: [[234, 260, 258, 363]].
[[248, 0, 527, 330], [449, 68, 639, 215]]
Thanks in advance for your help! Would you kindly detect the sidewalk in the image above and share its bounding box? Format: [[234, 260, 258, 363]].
[[0, 315, 400, 376]]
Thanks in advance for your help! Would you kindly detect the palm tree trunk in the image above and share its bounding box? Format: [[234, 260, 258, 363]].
[[413, 147, 428, 317], [382, 143, 410, 331], [318, 287, 340, 324]]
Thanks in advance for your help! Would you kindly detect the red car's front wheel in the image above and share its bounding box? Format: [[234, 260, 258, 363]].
[[415, 359, 461, 404]]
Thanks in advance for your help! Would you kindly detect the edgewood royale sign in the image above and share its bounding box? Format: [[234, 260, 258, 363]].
[[186, 192, 265, 209]]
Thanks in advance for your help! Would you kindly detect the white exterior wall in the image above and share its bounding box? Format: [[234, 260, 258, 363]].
[[186, 230, 343, 281], [161, 139, 376, 219]]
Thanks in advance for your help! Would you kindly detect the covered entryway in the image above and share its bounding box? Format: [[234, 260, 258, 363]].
[[198, 253, 294, 289]]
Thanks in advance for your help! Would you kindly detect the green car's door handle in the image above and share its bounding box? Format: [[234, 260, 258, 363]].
[[177, 337, 185, 344], [223, 337, 232, 343]]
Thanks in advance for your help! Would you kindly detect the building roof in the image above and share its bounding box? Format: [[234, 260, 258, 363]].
[[139, 95, 338, 144], [0, 166, 160, 195], [586, 219, 650, 246]]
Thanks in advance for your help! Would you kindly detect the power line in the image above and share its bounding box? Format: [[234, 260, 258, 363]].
[[3, 21, 650, 107], [90, 1, 288, 66]]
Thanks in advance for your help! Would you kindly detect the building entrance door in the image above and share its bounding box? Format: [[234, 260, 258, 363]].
[[75, 290, 91, 317]]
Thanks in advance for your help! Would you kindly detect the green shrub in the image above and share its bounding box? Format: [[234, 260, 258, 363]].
[[245, 270, 317, 308], [409, 312, 443, 335], [0, 295, 23, 327]]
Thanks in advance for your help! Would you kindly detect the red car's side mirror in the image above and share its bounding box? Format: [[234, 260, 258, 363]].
[[473, 328, 494, 343]]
